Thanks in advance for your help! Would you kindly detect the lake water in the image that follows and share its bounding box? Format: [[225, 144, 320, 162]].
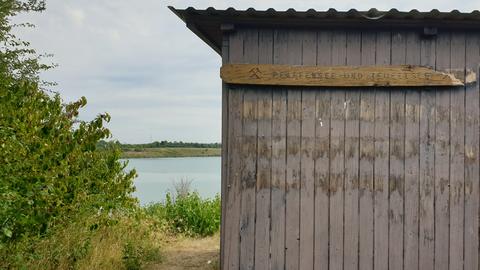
[[124, 157, 221, 205]]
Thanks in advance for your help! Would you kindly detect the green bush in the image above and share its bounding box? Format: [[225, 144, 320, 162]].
[[122, 241, 142, 270], [0, 84, 137, 241], [0, 0, 137, 243], [0, 2, 150, 269], [146, 192, 221, 237]]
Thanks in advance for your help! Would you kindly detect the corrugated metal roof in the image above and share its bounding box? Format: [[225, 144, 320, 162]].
[[169, 7, 480, 54]]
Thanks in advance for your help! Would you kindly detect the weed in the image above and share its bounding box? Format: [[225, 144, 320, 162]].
[[172, 177, 193, 198], [145, 181, 221, 237], [0, 210, 163, 270]]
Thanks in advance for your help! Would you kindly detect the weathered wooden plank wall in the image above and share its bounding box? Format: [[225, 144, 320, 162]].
[[419, 33, 436, 270], [239, 29, 258, 270], [254, 28, 273, 270], [465, 33, 480, 270], [344, 31, 360, 270], [404, 31, 420, 270], [270, 29, 287, 270], [284, 30, 302, 270], [314, 30, 331, 270], [220, 28, 230, 270], [373, 31, 390, 270], [329, 30, 346, 270], [435, 32, 450, 270], [223, 29, 243, 270], [358, 31, 375, 270], [221, 27, 480, 270], [449, 32, 465, 270], [389, 31, 406, 270], [299, 29, 316, 270]]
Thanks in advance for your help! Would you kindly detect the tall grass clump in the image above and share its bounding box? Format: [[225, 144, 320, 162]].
[[0, 210, 163, 270], [145, 180, 221, 237]]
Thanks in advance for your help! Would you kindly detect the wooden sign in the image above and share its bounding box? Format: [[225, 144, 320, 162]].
[[220, 64, 464, 87]]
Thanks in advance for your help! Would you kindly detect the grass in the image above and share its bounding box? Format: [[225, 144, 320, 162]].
[[0, 211, 165, 270], [145, 192, 221, 237], [1, 202, 221, 270], [1, 181, 221, 270], [121, 147, 221, 158]]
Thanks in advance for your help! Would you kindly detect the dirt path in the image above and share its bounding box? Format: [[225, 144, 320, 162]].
[[147, 234, 220, 270]]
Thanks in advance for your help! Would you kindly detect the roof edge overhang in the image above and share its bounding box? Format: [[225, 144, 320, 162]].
[[169, 6, 222, 54], [169, 6, 480, 55]]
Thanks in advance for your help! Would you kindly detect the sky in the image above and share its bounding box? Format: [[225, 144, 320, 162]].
[[14, 0, 480, 144]]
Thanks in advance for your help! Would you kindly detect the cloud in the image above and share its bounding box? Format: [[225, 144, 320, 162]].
[[66, 7, 85, 27], [12, 0, 480, 143]]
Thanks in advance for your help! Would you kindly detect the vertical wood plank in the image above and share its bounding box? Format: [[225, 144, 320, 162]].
[[404, 31, 421, 270], [464, 32, 480, 270], [419, 35, 436, 270], [344, 30, 361, 270], [373, 31, 391, 270], [329, 30, 346, 270], [314, 30, 332, 270], [270, 29, 288, 270], [389, 31, 406, 270], [434, 31, 451, 270], [239, 29, 258, 270], [271, 90, 287, 270], [220, 31, 230, 270], [223, 30, 244, 270], [254, 28, 273, 270], [449, 32, 465, 270], [285, 29, 302, 270], [359, 31, 375, 270], [299, 30, 317, 270], [285, 94, 301, 270]]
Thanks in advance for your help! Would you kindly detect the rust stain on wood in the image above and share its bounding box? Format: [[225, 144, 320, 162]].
[[329, 173, 343, 194], [389, 174, 405, 196], [465, 145, 476, 163], [221, 64, 465, 87], [359, 174, 374, 192], [374, 176, 386, 192]]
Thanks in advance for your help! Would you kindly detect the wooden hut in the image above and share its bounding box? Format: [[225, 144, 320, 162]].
[[170, 7, 480, 270]]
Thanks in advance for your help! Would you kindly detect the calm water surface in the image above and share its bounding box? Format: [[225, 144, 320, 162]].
[[124, 157, 221, 205]]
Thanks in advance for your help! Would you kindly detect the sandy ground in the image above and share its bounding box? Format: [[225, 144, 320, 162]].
[[147, 234, 220, 270]]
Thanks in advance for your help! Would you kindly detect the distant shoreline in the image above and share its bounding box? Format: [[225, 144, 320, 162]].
[[121, 147, 221, 158]]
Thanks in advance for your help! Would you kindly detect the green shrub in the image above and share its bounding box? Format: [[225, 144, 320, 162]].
[[0, 79, 138, 241], [0, 0, 137, 242], [146, 192, 221, 237], [122, 241, 142, 270], [0, 2, 150, 269]]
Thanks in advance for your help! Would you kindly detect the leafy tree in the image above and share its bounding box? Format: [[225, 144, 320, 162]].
[[0, 0, 137, 242]]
